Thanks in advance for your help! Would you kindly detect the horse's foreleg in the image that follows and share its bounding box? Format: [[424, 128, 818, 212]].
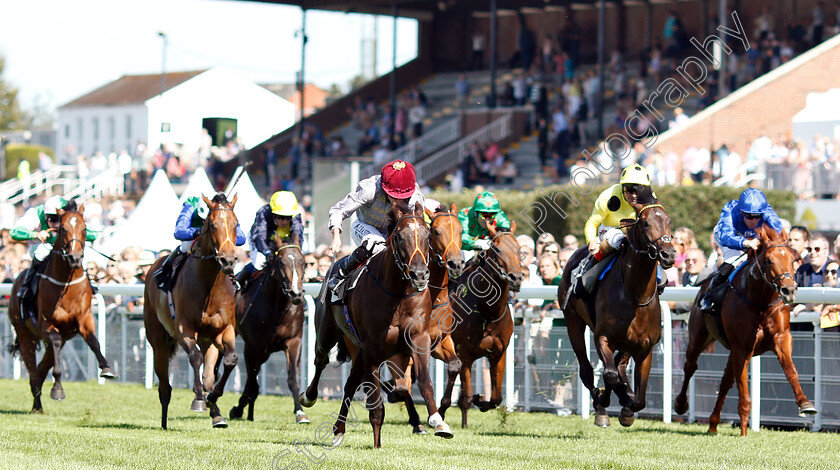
[[230, 345, 260, 421], [202, 344, 220, 394], [434, 336, 462, 419], [732, 348, 753, 436], [78, 313, 114, 379], [46, 329, 65, 401], [362, 353, 385, 449], [30, 343, 53, 412], [565, 308, 607, 425], [384, 354, 423, 434], [613, 352, 634, 409], [620, 348, 655, 428], [675, 311, 713, 416], [458, 359, 474, 428], [773, 329, 817, 415], [595, 334, 619, 387], [411, 334, 453, 439], [207, 325, 238, 428], [15, 327, 42, 412], [302, 306, 340, 405], [485, 349, 506, 411], [284, 337, 309, 424], [332, 353, 365, 447], [177, 326, 206, 413], [708, 353, 737, 434]]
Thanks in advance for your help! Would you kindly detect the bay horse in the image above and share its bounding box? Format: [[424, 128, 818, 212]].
[[386, 202, 466, 434], [144, 193, 240, 429], [558, 199, 676, 427], [674, 226, 817, 435], [440, 221, 523, 428], [8, 201, 115, 412], [229, 233, 309, 424], [300, 201, 453, 448]]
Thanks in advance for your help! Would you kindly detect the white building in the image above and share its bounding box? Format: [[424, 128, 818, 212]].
[[57, 66, 295, 162]]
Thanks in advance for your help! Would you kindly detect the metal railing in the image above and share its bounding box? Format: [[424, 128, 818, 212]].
[[764, 160, 840, 198], [0, 166, 78, 205], [713, 160, 765, 188], [414, 113, 513, 182], [1, 283, 838, 431], [359, 118, 461, 179], [63, 166, 124, 202]]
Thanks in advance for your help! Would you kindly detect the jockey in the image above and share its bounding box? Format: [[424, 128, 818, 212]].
[[571, 164, 664, 291], [327, 160, 425, 293], [153, 194, 246, 292], [458, 191, 511, 251], [698, 188, 784, 313], [11, 196, 96, 320], [236, 191, 305, 290]]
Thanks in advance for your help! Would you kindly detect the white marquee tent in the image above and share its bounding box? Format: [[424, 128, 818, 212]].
[[98, 170, 181, 256], [792, 89, 840, 141], [178, 167, 217, 204], [225, 167, 264, 246]]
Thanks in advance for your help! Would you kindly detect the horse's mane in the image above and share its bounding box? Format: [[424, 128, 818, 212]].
[[385, 201, 413, 235], [211, 193, 229, 204], [64, 200, 78, 212], [634, 185, 658, 205]]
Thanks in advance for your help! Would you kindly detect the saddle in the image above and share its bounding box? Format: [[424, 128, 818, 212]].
[[329, 263, 368, 305], [575, 250, 621, 296]]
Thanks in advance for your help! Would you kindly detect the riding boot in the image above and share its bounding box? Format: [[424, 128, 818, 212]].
[[328, 244, 372, 294], [17, 259, 42, 323], [153, 248, 180, 290], [699, 262, 735, 314], [236, 263, 256, 292], [578, 240, 617, 293]]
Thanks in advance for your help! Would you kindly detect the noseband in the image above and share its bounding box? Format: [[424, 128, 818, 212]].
[[429, 212, 460, 267], [53, 212, 86, 263], [754, 244, 796, 296], [192, 207, 236, 266], [625, 204, 672, 261], [275, 244, 303, 297], [392, 214, 428, 281]]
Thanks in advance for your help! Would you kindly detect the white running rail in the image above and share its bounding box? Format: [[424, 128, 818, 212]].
[[360, 118, 461, 179], [64, 167, 124, 203], [414, 113, 512, 182], [0, 166, 78, 205]]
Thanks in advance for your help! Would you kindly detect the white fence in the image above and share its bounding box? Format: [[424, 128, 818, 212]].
[[1, 283, 838, 431], [0, 166, 78, 205], [359, 118, 461, 179]]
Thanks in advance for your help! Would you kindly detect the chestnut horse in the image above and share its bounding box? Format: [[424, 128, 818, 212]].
[[440, 221, 523, 428], [675, 226, 817, 435], [230, 234, 309, 424], [386, 202, 466, 434], [300, 201, 453, 448], [558, 200, 676, 427], [8, 201, 115, 412], [144, 193, 240, 429]]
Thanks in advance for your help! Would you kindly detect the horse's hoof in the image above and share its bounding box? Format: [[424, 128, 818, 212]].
[[674, 396, 688, 416], [212, 416, 228, 428], [50, 388, 65, 401], [100, 368, 116, 380], [295, 410, 310, 424], [413, 425, 428, 435], [332, 433, 344, 447], [299, 393, 316, 408], [619, 408, 635, 427], [191, 399, 207, 413], [799, 401, 818, 416], [31, 408, 42, 414], [594, 414, 610, 428], [434, 422, 454, 439], [229, 407, 243, 420]]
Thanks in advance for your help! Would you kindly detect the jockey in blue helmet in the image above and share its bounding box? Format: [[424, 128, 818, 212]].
[[699, 188, 784, 314]]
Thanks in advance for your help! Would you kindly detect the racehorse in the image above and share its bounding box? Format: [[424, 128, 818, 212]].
[[558, 200, 676, 427], [8, 201, 115, 412], [674, 226, 817, 435], [300, 201, 454, 448], [440, 221, 523, 428], [229, 233, 309, 424], [386, 203, 466, 434], [144, 194, 240, 429]]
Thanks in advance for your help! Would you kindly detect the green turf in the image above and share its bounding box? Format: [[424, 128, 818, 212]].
[[0, 379, 835, 470]]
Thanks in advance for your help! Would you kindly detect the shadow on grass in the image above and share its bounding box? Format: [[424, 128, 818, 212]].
[[622, 425, 714, 436], [477, 430, 587, 440], [79, 422, 166, 431], [0, 409, 40, 416]]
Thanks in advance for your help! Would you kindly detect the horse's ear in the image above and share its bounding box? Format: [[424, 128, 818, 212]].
[[450, 202, 457, 214], [486, 221, 498, 239], [509, 220, 517, 234], [414, 201, 423, 217], [230, 193, 238, 208], [77, 203, 85, 216], [56, 208, 65, 217], [202, 194, 213, 208], [289, 230, 300, 247], [424, 206, 435, 219], [620, 218, 635, 228]]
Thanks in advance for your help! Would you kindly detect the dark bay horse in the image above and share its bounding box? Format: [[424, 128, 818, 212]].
[[229, 234, 309, 424], [144, 194, 240, 429], [8, 201, 115, 411], [675, 226, 817, 435], [301, 201, 453, 448], [387, 203, 466, 434], [558, 201, 676, 427], [440, 221, 523, 428]]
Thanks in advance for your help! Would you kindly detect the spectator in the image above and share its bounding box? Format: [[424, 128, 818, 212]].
[[558, 247, 575, 272], [796, 235, 830, 287], [542, 241, 560, 261], [535, 233, 557, 258], [471, 32, 485, 70], [790, 225, 810, 270], [455, 73, 471, 109], [562, 234, 579, 251], [136, 251, 156, 283], [317, 255, 332, 281], [819, 260, 840, 332], [303, 254, 319, 282], [408, 97, 426, 138], [671, 248, 713, 315]]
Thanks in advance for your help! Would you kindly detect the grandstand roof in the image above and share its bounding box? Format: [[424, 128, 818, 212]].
[[239, 0, 678, 19], [60, 70, 207, 109]]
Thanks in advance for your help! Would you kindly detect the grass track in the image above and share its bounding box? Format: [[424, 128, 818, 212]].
[[0, 379, 835, 470]]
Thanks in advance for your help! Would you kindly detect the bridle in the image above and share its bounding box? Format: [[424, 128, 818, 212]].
[[624, 204, 672, 261], [52, 211, 86, 263], [274, 244, 303, 297], [429, 211, 461, 267], [753, 243, 796, 297], [392, 214, 429, 281], [481, 231, 522, 290], [192, 206, 237, 265]]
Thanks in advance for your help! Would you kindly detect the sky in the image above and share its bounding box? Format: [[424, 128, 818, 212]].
[[0, 0, 418, 112]]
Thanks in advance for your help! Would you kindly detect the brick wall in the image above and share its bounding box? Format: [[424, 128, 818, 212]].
[[652, 34, 840, 156]]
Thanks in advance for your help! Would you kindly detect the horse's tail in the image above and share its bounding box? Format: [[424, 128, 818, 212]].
[[5, 338, 20, 357]]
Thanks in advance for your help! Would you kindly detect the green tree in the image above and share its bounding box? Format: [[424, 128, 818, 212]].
[[0, 54, 26, 130]]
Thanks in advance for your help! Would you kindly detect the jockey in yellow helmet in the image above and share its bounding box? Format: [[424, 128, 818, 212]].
[[570, 164, 664, 292]]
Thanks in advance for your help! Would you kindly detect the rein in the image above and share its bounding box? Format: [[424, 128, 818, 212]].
[[729, 243, 795, 310], [239, 244, 302, 323], [392, 214, 428, 281], [430, 212, 460, 267], [191, 207, 236, 262], [622, 204, 669, 307], [52, 211, 86, 263]]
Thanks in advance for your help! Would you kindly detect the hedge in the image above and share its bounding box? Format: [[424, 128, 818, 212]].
[[429, 185, 796, 254], [4, 144, 54, 179]]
